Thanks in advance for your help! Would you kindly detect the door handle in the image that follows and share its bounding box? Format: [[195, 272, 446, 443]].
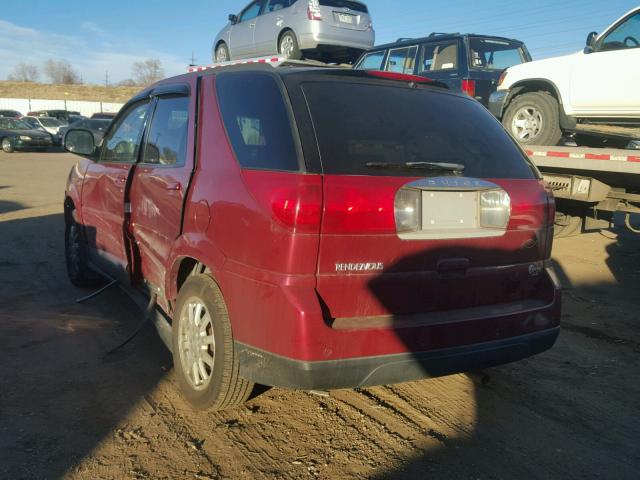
[[166, 182, 182, 192], [114, 175, 126, 185], [249, 23, 256, 28]]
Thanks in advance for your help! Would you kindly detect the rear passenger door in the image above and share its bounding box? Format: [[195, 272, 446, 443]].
[[254, 0, 292, 55], [416, 40, 462, 92], [384, 45, 419, 74], [128, 82, 196, 296]]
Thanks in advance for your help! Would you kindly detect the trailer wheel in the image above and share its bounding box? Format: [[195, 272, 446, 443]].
[[554, 211, 583, 238], [624, 213, 640, 233], [503, 92, 562, 146]]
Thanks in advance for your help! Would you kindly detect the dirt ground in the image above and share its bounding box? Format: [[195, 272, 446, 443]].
[[1, 151, 639, 480]]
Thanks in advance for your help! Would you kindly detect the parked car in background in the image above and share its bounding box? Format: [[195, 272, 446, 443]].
[[0, 117, 53, 153], [28, 110, 83, 124], [22, 116, 65, 145], [0, 110, 23, 119], [57, 118, 111, 146], [63, 63, 560, 411], [91, 112, 118, 120], [355, 33, 531, 107], [214, 0, 374, 64], [490, 6, 640, 145]]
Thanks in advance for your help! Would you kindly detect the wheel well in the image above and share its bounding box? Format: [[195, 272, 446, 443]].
[[215, 40, 227, 53], [506, 80, 575, 130], [176, 257, 207, 294], [277, 28, 295, 50]]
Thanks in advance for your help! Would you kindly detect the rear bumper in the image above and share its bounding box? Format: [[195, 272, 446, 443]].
[[236, 326, 560, 390], [298, 27, 374, 51]]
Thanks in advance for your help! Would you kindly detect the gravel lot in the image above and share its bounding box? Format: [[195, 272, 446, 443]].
[[1, 151, 639, 479]]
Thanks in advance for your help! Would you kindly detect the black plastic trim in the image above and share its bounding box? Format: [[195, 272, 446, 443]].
[[236, 327, 560, 390]]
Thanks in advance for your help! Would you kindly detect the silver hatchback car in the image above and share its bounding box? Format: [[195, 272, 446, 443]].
[[213, 0, 374, 64]]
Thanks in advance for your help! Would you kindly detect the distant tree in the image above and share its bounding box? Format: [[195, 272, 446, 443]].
[[118, 78, 138, 87], [44, 59, 81, 85], [7, 63, 40, 82], [131, 58, 164, 85]]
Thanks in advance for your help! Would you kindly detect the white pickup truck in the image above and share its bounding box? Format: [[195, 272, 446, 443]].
[[489, 7, 640, 146]]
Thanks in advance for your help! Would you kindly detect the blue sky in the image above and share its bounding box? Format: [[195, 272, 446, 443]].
[[0, 0, 637, 84]]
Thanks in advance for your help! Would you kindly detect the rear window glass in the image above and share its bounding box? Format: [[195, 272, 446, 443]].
[[319, 0, 368, 13], [217, 73, 299, 171], [301, 82, 536, 179], [469, 38, 527, 70]]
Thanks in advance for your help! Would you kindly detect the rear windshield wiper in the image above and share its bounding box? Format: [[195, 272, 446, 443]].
[[365, 161, 465, 173]]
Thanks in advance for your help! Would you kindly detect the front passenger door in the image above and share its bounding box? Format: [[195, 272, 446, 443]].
[[80, 101, 151, 281], [571, 11, 640, 114]]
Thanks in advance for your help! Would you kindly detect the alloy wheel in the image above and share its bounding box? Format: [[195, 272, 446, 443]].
[[178, 298, 216, 391], [511, 106, 544, 141]]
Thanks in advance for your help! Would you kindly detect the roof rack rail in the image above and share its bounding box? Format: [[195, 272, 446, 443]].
[[187, 56, 348, 73], [428, 32, 459, 37], [396, 37, 413, 42]]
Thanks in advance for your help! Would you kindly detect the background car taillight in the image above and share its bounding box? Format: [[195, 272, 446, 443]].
[[461, 79, 476, 98], [243, 170, 322, 234], [497, 70, 508, 87], [307, 0, 323, 20]]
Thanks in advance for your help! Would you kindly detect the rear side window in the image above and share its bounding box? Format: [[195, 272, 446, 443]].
[[301, 81, 536, 179], [319, 0, 368, 13], [217, 73, 299, 171], [142, 96, 189, 166]]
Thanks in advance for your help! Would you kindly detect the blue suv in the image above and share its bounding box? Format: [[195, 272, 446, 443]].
[[355, 33, 532, 108]]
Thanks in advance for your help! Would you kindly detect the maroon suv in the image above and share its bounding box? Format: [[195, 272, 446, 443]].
[[63, 64, 561, 411]]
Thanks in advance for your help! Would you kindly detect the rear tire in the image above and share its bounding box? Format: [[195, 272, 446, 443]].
[[1, 137, 14, 153], [172, 274, 254, 411], [503, 92, 562, 146], [215, 43, 230, 63], [279, 31, 302, 60]]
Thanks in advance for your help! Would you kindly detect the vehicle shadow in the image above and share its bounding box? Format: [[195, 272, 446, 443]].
[[0, 186, 25, 215], [361, 239, 639, 479], [0, 212, 171, 479]]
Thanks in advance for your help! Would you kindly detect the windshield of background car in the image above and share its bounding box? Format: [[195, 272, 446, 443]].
[[468, 38, 528, 70], [319, 0, 368, 13], [300, 80, 537, 179], [40, 118, 63, 127], [0, 119, 32, 130]]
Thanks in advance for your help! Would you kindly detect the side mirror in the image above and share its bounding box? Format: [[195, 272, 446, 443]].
[[229, 14, 239, 24], [65, 129, 96, 157], [584, 31, 598, 53]]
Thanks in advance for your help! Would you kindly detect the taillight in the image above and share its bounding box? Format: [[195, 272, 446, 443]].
[[479, 190, 511, 229], [307, 0, 322, 20], [543, 182, 556, 259], [461, 79, 476, 98], [395, 189, 421, 233], [242, 170, 322, 234], [497, 70, 508, 87]]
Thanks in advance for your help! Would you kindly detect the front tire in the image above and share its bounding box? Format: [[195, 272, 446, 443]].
[[1, 137, 14, 153], [279, 31, 302, 60], [172, 274, 254, 411], [503, 92, 562, 146], [65, 218, 100, 287]]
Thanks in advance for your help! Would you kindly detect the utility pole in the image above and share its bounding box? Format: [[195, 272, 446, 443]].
[[189, 51, 197, 67], [105, 70, 110, 88]]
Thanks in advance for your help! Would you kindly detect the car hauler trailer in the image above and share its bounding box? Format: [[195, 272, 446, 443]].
[[526, 146, 640, 236]]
